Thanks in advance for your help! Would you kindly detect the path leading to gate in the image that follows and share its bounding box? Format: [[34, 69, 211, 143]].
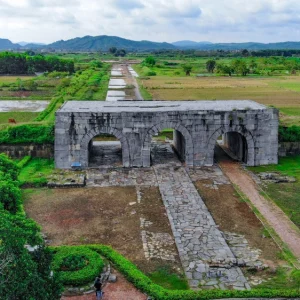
[[219, 158, 300, 262], [106, 63, 143, 101], [154, 164, 250, 290]]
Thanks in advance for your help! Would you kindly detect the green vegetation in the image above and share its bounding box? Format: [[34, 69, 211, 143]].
[[0, 155, 62, 299], [51, 246, 104, 286], [149, 266, 189, 290], [18, 158, 54, 187], [257, 268, 300, 290], [0, 51, 74, 74], [87, 244, 299, 299], [0, 124, 54, 144], [0, 112, 39, 125], [248, 156, 300, 229]]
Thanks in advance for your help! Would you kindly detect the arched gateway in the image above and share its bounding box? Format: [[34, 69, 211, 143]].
[[55, 100, 278, 169]]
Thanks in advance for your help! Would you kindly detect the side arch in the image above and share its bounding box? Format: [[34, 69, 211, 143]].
[[79, 127, 130, 167], [142, 122, 194, 167], [206, 125, 255, 166]]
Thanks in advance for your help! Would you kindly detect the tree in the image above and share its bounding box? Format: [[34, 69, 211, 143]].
[[182, 64, 193, 76], [206, 59, 216, 73], [109, 47, 117, 54], [231, 59, 249, 76], [216, 63, 233, 76], [241, 49, 250, 57], [114, 49, 127, 57], [0, 180, 21, 214], [143, 56, 156, 67], [0, 211, 63, 299]]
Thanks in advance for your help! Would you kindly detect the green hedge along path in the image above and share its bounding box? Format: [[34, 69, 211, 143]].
[[51, 245, 300, 299], [51, 246, 104, 286]]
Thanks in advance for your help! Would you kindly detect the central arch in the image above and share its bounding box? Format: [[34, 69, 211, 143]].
[[142, 122, 194, 167], [79, 127, 130, 168], [206, 125, 255, 166]]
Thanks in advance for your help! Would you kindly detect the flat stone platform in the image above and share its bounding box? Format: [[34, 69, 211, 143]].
[[59, 100, 266, 113]]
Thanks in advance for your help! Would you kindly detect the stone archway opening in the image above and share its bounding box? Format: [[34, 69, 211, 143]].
[[149, 128, 185, 166], [214, 131, 249, 164], [142, 123, 194, 167], [88, 133, 122, 167]]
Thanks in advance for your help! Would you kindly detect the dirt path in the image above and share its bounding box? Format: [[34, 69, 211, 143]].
[[62, 271, 147, 300], [219, 158, 300, 261]]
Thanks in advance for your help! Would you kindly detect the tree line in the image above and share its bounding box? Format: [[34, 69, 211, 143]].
[[0, 52, 75, 75]]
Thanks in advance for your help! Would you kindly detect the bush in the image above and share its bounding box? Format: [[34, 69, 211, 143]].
[[35, 97, 64, 122], [51, 246, 104, 286], [0, 124, 54, 144], [0, 180, 22, 214], [279, 125, 300, 142], [0, 153, 19, 181], [147, 71, 157, 76]]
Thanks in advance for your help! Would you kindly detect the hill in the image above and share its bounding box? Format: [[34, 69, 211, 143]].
[[0, 38, 20, 50], [47, 35, 176, 51], [172, 40, 212, 47]]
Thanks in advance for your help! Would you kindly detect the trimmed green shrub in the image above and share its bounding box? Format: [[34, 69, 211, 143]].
[[0, 124, 54, 144], [51, 246, 104, 286], [0, 153, 19, 180]]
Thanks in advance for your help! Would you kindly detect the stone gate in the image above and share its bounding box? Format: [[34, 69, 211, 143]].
[[55, 100, 278, 169]]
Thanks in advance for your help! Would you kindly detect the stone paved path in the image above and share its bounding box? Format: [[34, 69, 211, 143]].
[[154, 165, 250, 290]]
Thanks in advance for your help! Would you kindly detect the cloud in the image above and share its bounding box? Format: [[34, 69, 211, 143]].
[[112, 0, 144, 11], [1, 0, 300, 44]]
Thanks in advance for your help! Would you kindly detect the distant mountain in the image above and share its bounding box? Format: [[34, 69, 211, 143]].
[[2, 36, 300, 52], [17, 41, 46, 47], [0, 38, 20, 50], [172, 40, 212, 48], [47, 35, 176, 51]]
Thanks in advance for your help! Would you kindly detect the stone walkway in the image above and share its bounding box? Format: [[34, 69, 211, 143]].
[[154, 165, 250, 290]]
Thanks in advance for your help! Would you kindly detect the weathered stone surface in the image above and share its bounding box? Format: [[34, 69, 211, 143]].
[[154, 164, 249, 290], [55, 100, 279, 169]]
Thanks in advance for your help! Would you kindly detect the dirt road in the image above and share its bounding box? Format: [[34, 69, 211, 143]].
[[218, 149, 300, 261]]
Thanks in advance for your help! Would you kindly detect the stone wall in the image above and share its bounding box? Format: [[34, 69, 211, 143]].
[[55, 101, 279, 169], [0, 143, 54, 159], [279, 142, 300, 157]]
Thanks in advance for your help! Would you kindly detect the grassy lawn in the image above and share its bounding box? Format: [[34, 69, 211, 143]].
[[18, 158, 54, 186], [248, 156, 300, 229], [148, 266, 189, 290], [0, 75, 35, 84], [0, 112, 39, 124]]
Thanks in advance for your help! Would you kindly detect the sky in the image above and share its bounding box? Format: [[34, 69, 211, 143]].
[[1, 0, 300, 44]]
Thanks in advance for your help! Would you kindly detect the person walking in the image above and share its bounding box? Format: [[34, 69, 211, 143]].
[[94, 276, 103, 300]]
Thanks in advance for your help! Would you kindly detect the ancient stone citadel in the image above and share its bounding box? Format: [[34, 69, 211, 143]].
[[55, 100, 279, 169]]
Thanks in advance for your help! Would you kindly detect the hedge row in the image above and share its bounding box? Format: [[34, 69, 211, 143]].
[[0, 154, 21, 214], [34, 96, 64, 122], [279, 125, 300, 142], [86, 245, 299, 300], [51, 246, 104, 286], [0, 124, 54, 144]]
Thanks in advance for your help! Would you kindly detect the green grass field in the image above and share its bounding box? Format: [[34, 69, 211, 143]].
[[248, 156, 300, 228], [18, 158, 54, 186], [0, 112, 39, 124]]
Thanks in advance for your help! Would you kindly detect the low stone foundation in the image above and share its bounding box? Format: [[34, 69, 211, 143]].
[[0, 143, 54, 158], [279, 142, 300, 157]]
